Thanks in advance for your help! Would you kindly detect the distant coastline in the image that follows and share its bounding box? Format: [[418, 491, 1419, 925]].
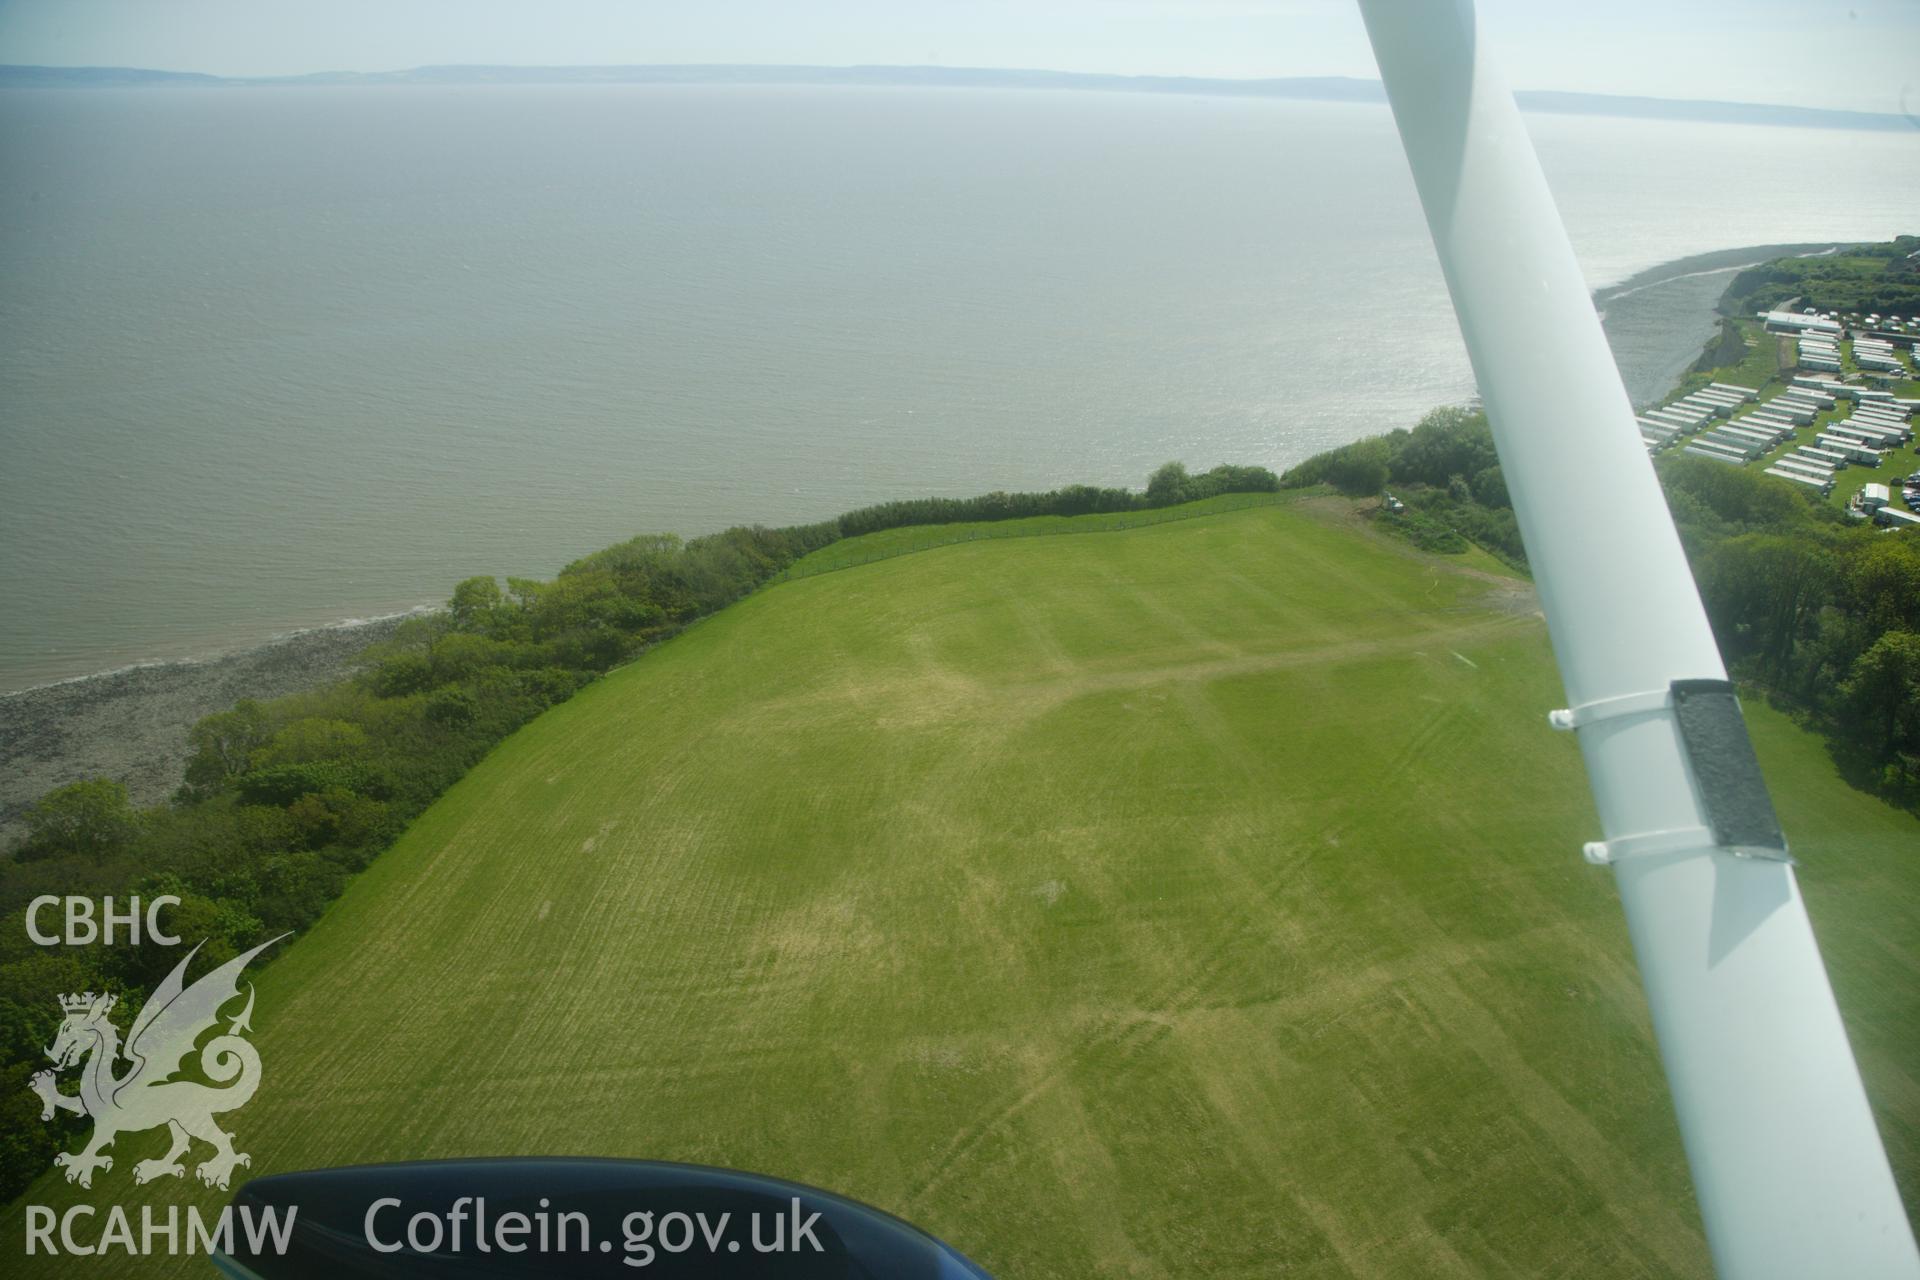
[[1590, 241, 1847, 410], [1591, 242, 1842, 307], [2, 63, 1913, 133]]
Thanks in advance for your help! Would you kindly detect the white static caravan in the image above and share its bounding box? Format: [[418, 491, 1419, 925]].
[[1801, 357, 1844, 372], [1817, 426, 1883, 450], [1718, 422, 1782, 444], [1688, 396, 1742, 416], [1797, 447, 1849, 470], [1765, 309, 1843, 334], [1773, 471, 1837, 497], [1684, 444, 1746, 466], [1766, 467, 1832, 494], [1677, 395, 1733, 416], [1686, 432, 1748, 455], [1709, 382, 1760, 401], [1699, 433, 1763, 459], [1835, 421, 1905, 446], [1851, 415, 1912, 440], [1812, 427, 1889, 449], [1686, 441, 1748, 462], [1728, 426, 1781, 450], [1761, 402, 1816, 425], [1767, 464, 1830, 488], [1825, 429, 1896, 454], [1773, 457, 1835, 481], [1816, 435, 1884, 465], [1875, 506, 1920, 530]]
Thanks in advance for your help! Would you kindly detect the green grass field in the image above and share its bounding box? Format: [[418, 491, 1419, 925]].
[[9, 500, 1918, 1277]]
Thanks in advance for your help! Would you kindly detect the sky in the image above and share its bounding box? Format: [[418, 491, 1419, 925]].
[[1, 0, 1916, 117]]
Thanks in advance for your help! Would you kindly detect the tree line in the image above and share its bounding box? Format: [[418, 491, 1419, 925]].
[[1720, 235, 1920, 319], [1281, 405, 1526, 566], [0, 460, 1277, 1199]]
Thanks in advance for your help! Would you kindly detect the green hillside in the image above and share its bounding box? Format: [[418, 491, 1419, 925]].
[[11, 499, 1918, 1277]]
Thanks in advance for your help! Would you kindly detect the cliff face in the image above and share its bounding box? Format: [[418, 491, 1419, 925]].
[[1693, 316, 1749, 373]]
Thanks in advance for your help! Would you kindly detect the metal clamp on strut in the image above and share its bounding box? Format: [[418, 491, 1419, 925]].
[[1550, 679, 1794, 867], [1580, 826, 1716, 866], [1547, 686, 1672, 732]]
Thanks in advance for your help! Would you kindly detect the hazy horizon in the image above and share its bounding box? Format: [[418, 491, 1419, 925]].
[[0, 59, 1912, 128], [1, 0, 1914, 116]]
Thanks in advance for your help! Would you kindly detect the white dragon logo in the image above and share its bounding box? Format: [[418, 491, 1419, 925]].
[[29, 935, 286, 1191]]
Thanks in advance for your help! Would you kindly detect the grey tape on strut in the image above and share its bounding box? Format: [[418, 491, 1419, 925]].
[[1670, 679, 1790, 859]]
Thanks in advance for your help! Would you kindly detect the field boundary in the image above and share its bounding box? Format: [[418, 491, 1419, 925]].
[[773, 491, 1299, 583]]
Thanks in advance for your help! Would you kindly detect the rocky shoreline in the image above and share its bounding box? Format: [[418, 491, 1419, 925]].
[[0, 614, 414, 845]]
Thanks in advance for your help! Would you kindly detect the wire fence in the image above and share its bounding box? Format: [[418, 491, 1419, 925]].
[[772, 491, 1298, 584]]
